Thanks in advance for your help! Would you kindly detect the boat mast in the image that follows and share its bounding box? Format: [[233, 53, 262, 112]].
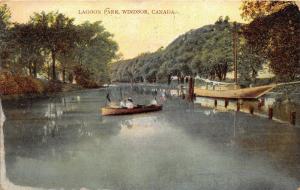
[[233, 22, 238, 85]]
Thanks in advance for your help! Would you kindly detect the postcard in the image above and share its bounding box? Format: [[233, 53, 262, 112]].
[[0, 1, 300, 189]]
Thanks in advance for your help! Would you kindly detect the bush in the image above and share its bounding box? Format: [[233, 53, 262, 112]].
[[73, 66, 100, 88], [0, 71, 45, 95], [0, 71, 22, 95], [45, 80, 63, 93]]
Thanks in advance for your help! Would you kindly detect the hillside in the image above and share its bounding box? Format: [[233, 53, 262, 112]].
[[110, 17, 251, 83]]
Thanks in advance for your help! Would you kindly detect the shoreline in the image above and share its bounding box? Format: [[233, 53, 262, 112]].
[[1, 81, 299, 103], [0, 86, 104, 101]]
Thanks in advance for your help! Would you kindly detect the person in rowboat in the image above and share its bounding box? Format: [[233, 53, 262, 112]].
[[119, 97, 135, 109], [125, 97, 135, 109], [150, 97, 158, 105], [120, 100, 126, 108]]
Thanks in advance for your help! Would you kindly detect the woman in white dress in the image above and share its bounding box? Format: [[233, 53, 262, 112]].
[[125, 98, 134, 109]]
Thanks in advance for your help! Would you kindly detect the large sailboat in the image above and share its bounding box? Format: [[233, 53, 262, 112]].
[[194, 83, 276, 99], [194, 22, 288, 99]]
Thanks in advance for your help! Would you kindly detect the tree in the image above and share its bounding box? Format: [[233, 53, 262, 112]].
[[240, 1, 295, 21], [195, 19, 233, 81], [74, 21, 118, 83], [238, 42, 265, 83], [11, 23, 45, 77], [30, 12, 76, 80], [242, 4, 300, 81], [0, 4, 11, 69]]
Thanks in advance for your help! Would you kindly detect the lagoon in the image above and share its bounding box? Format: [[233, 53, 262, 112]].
[[1, 85, 300, 190]]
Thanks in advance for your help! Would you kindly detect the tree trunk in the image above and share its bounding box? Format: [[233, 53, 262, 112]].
[[222, 63, 228, 80], [47, 62, 51, 80], [130, 78, 133, 88], [27, 61, 32, 76], [214, 66, 222, 81], [167, 74, 171, 85], [33, 62, 37, 78], [62, 67, 66, 82], [68, 73, 73, 83], [223, 72, 227, 80], [51, 50, 56, 80]]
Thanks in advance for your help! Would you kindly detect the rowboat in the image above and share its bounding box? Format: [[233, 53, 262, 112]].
[[101, 105, 163, 116]]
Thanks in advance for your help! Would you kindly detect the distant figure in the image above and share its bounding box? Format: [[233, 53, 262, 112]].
[[106, 93, 111, 102], [150, 97, 158, 105], [125, 97, 135, 109], [161, 90, 166, 101]]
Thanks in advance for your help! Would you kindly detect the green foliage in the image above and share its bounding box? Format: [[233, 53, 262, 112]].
[[0, 6, 118, 87], [30, 11, 77, 80], [74, 21, 118, 83], [240, 1, 295, 21], [73, 66, 99, 88], [195, 20, 233, 80], [9, 23, 45, 76], [0, 4, 11, 68], [238, 42, 265, 83], [242, 4, 300, 81], [111, 17, 242, 82]]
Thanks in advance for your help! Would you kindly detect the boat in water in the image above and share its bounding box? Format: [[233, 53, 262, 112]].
[[193, 22, 300, 100], [194, 81, 300, 99], [101, 105, 163, 116], [194, 84, 276, 99]]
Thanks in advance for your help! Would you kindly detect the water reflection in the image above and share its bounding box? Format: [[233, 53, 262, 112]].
[[195, 95, 299, 126], [1, 86, 300, 190]]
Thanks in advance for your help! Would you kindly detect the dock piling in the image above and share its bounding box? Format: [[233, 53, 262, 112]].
[[268, 107, 273, 120], [188, 77, 194, 102], [290, 111, 296, 125], [225, 99, 229, 108], [236, 102, 240, 111], [258, 98, 265, 110], [249, 105, 254, 115]]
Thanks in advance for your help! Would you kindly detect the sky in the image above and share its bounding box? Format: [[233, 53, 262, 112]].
[[4, 0, 246, 59]]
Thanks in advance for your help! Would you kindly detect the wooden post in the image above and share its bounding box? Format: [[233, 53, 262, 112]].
[[261, 98, 265, 106], [225, 99, 229, 108], [214, 99, 217, 107], [233, 22, 238, 85], [268, 107, 273, 120], [249, 105, 254, 115], [188, 77, 194, 102], [258, 102, 262, 110], [192, 78, 195, 101], [290, 111, 296, 125], [258, 98, 265, 110], [168, 74, 171, 85], [180, 85, 185, 99], [182, 93, 185, 99], [236, 101, 240, 111]]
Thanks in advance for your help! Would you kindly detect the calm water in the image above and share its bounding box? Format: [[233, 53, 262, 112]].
[[1, 85, 300, 190]]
